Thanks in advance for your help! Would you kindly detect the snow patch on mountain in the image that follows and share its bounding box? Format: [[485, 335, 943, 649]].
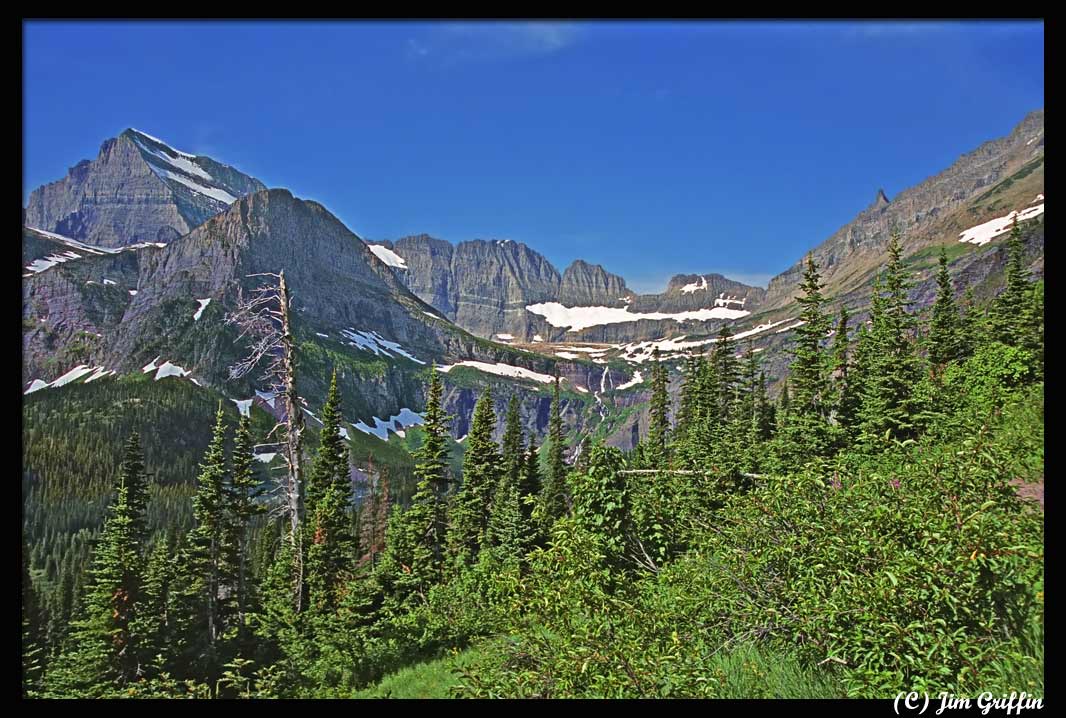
[[959, 202, 1045, 246], [340, 329, 425, 364], [353, 408, 425, 441], [680, 276, 709, 293], [526, 302, 749, 332], [616, 371, 644, 391], [367, 244, 408, 269], [193, 298, 212, 321], [437, 361, 557, 385]]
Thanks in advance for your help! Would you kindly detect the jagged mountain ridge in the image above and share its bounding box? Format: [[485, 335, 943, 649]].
[[763, 109, 1045, 310], [369, 235, 766, 343], [22, 188, 639, 447], [24, 128, 266, 248]]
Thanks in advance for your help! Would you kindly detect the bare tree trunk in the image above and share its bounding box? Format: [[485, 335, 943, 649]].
[[226, 270, 306, 614], [278, 271, 305, 613]]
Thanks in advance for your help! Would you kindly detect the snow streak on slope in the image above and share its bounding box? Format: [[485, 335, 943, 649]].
[[23, 227, 165, 277], [526, 302, 749, 332], [193, 298, 212, 321], [24, 365, 117, 395], [367, 244, 409, 270], [353, 408, 425, 441], [339, 329, 425, 364], [618, 318, 796, 363], [680, 276, 709, 293], [958, 199, 1046, 246], [437, 361, 557, 384], [128, 130, 239, 206]]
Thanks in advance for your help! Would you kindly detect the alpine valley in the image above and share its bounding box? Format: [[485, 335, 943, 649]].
[[23, 107, 1044, 699]]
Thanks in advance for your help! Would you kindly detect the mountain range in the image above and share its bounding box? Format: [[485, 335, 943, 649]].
[[22, 112, 1045, 456]]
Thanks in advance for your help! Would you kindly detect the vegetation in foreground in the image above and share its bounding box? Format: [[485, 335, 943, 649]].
[[22, 224, 1044, 698]]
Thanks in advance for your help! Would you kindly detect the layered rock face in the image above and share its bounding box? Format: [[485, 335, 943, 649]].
[[764, 109, 1045, 309], [24, 129, 265, 248], [558, 259, 631, 306], [374, 236, 765, 342]]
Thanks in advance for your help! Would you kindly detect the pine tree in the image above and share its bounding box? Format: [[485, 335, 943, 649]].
[[132, 535, 176, 676], [519, 437, 542, 534], [539, 376, 569, 531], [989, 217, 1030, 345], [646, 349, 670, 467], [789, 255, 831, 415], [755, 371, 776, 441], [500, 395, 524, 492], [377, 370, 451, 602], [776, 255, 833, 463], [927, 248, 965, 370], [181, 405, 236, 676], [447, 389, 500, 567], [45, 435, 149, 696], [830, 305, 859, 439], [228, 416, 264, 636], [22, 546, 44, 697], [858, 231, 925, 444], [674, 349, 703, 436], [306, 371, 354, 614]]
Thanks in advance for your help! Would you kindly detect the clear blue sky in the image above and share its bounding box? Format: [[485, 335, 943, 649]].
[[23, 20, 1043, 292]]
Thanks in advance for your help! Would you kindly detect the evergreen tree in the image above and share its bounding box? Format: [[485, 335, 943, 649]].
[[377, 370, 451, 602], [227, 416, 264, 637], [22, 546, 44, 697], [789, 255, 832, 414], [711, 325, 740, 421], [927, 248, 965, 370], [447, 389, 500, 567], [45, 435, 149, 696], [519, 437, 542, 541], [181, 405, 237, 676], [132, 535, 176, 676], [500, 395, 524, 492], [776, 255, 833, 462], [989, 217, 1030, 345], [830, 305, 859, 439], [646, 349, 671, 466], [858, 232, 925, 444], [306, 372, 354, 614], [539, 376, 569, 531]]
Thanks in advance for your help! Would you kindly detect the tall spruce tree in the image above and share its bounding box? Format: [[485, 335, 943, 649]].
[[776, 255, 833, 463], [377, 369, 452, 602], [539, 376, 569, 531], [927, 248, 965, 370], [306, 371, 354, 614], [227, 416, 264, 637], [182, 405, 237, 675], [830, 305, 859, 439], [45, 435, 149, 696], [501, 395, 524, 491], [989, 217, 1030, 345], [858, 231, 925, 443], [646, 348, 670, 467], [447, 390, 500, 567]]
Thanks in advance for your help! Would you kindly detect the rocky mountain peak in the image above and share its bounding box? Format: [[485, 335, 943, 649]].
[[24, 128, 265, 249], [870, 188, 891, 211]]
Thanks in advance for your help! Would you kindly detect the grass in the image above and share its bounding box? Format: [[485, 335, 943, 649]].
[[353, 643, 499, 699]]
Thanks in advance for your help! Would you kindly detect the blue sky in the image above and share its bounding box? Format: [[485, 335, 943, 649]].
[[23, 20, 1043, 292]]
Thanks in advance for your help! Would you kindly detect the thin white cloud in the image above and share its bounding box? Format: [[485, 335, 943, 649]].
[[407, 21, 580, 65]]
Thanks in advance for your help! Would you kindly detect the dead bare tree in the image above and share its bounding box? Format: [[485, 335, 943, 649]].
[[226, 270, 306, 613]]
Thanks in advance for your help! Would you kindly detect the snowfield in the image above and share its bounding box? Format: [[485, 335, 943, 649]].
[[367, 244, 408, 270], [526, 302, 749, 332], [24, 365, 117, 395], [354, 407, 425, 441], [193, 298, 212, 321], [958, 201, 1045, 246], [437, 361, 557, 384], [340, 329, 425, 364]]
